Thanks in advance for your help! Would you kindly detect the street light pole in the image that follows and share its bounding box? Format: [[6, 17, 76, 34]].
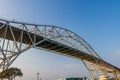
[[37, 73, 40, 80]]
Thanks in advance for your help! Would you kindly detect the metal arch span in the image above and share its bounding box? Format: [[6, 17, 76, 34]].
[[0, 19, 120, 79]]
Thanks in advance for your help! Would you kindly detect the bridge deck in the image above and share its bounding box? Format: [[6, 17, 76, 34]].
[[0, 22, 120, 74]]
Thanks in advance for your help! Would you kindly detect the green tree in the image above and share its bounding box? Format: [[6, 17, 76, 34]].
[[0, 67, 23, 80]]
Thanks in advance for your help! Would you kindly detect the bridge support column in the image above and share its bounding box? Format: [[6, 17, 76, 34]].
[[99, 76, 108, 80], [112, 71, 119, 80]]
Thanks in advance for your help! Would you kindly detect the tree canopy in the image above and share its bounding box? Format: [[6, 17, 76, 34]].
[[0, 67, 23, 80]]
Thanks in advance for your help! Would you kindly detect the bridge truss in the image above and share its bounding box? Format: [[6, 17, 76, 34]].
[[0, 19, 120, 80]]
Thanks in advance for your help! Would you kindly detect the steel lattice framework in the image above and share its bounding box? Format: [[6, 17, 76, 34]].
[[0, 19, 120, 80]]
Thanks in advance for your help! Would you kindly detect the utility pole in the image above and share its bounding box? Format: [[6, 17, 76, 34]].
[[37, 73, 40, 80]]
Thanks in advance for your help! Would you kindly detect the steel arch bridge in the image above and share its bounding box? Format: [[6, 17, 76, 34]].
[[0, 19, 120, 80]]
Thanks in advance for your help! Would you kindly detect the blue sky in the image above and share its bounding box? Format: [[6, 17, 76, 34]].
[[0, 0, 120, 80]]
